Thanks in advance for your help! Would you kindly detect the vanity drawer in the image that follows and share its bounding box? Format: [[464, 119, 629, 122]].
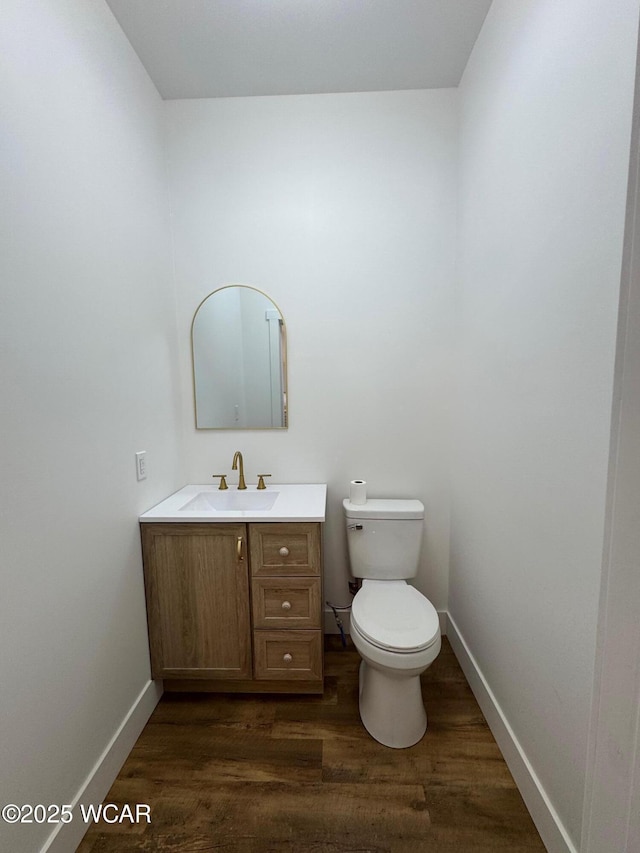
[[253, 630, 323, 681], [249, 523, 321, 577], [252, 577, 321, 629]]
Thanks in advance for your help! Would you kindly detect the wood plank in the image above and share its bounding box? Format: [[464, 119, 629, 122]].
[[148, 692, 277, 729], [121, 727, 323, 784]]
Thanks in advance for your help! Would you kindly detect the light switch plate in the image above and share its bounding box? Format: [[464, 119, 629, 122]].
[[135, 451, 147, 481]]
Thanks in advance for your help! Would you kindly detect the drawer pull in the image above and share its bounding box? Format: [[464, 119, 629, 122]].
[[279, 546, 290, 557], [237, 536, 244, 562], [283, 653, 293, 663], [281, 600, 292, 611]]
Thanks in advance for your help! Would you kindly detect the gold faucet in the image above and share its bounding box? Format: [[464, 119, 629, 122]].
[[232, 451, 246, 490]]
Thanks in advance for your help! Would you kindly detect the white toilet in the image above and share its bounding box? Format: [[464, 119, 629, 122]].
[[343, 497, 441, 749]]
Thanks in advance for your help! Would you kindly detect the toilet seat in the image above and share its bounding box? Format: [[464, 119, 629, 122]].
[[352, 581, 440, 653]]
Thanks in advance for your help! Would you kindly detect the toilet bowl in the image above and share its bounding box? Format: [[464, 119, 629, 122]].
[[350, 579, 440, 748], [343, 498, 441, 748]]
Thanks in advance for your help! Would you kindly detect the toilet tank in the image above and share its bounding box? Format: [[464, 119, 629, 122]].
[[343, 498, 424, 580]]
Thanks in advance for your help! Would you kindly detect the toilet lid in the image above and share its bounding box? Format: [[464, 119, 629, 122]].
[[351, 581, 440, 652]]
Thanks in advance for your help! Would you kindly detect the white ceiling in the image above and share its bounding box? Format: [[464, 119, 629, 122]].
[[105, 0, 492, 99]]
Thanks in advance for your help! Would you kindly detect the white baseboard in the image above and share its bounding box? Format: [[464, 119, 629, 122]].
[[42, 679, 163, 853], [446, 613, 577, 853]]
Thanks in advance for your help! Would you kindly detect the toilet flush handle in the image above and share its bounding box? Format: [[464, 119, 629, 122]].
[[347, 524, 363, 531]]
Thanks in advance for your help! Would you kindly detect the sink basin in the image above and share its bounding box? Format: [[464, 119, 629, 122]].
[[180, 490, 280, 512]]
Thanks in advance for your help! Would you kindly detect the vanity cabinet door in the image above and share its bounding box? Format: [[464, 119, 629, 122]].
[[141, 523, 251, 680]]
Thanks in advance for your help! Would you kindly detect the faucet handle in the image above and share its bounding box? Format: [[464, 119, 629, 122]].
[[256, 474, 272, 490], [212, 474, 229, 490]]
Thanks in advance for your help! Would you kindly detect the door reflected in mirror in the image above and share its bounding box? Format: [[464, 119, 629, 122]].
[[191, 285, 288, 429]]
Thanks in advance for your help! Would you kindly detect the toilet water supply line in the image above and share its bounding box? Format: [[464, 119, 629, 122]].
[[330, 479, 366, 645], [325, 601, 351, 647]]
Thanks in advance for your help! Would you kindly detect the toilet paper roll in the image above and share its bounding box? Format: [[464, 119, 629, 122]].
[[349, 479, 367, 505]]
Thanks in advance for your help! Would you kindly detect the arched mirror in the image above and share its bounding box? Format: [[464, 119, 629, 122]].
[[191, 285, 288, 429]]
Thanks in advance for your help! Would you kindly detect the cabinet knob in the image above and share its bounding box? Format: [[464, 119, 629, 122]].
[[281, 600, 292, 611], [283, 653, 293, 663], [279, 546, 290, 557]]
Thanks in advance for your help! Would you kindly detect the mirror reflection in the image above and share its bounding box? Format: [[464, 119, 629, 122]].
[[191, 285, 288, 429]]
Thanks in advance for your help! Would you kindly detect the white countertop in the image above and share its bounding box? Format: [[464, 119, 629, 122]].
[[139, 483, 327, 523]]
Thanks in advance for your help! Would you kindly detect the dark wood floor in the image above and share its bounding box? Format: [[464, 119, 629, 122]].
[[77, 636, 545, 852]]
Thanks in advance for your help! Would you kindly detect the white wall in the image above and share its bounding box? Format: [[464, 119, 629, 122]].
[[165, 90, 457, 611], [582, 27, 640, 849], [0, 1, 183, 851], [451, 0, 639, 848]]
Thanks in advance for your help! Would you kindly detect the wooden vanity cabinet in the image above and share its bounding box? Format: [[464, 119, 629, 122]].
[[140, 521, 323, 694], [140, 523, 252, 680]]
